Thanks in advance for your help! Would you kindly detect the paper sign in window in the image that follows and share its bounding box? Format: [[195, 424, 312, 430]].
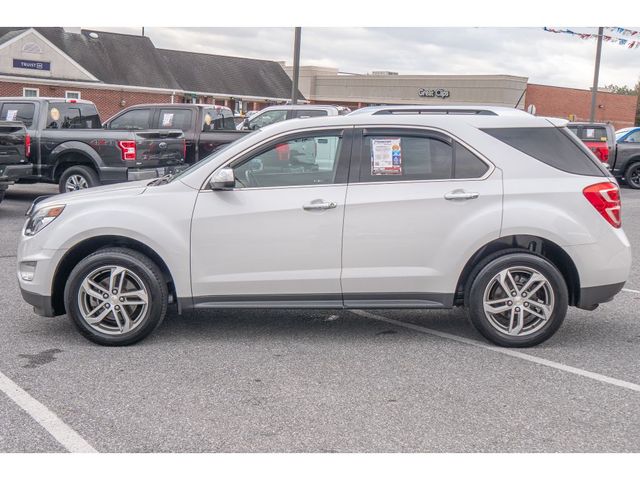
[[585, 128, 595, 138], [5, 110, 18, 121], [371, 138, 402, 175], [162, 113, 174, 127]]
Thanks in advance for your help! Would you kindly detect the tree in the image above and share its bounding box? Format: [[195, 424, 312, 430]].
[[604, 80, 640, 126]]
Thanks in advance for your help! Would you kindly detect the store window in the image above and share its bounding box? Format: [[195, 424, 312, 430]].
[[23, 88, 39, 98], [65, 91, 81, 100]]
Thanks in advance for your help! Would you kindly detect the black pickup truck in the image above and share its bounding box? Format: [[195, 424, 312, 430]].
[[0, 98, 186, 193], [0, 121, 31, 204], [104, 103, 247, 164]]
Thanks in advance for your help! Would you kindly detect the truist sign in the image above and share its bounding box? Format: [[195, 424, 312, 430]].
[[418, 88, 450, 99], [13, 59, 51, 71]]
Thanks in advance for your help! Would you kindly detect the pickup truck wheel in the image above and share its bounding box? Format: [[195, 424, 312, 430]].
[[467, 252, 568, 347], [59, 165, 100, 193], [64, 247, 168, 346], [625, 162, 640, 189]]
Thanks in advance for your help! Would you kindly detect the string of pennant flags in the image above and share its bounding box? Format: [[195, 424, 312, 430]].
[[543, 27, 640, 49]]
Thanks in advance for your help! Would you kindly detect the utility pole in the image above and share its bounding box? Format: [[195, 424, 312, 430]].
[[291, 27, 301, 105], [590, 27, 604, 122]]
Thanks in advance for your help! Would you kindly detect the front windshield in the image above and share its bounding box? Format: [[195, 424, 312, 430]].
[[168, 130, 262, 183]]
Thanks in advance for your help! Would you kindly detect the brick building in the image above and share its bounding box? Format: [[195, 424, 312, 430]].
[[0, 27, 298, 120], [284, 65, 638, 129], [525, 84, 638, 130]]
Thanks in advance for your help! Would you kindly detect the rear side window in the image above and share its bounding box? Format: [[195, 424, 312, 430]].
[[293, 110, 328, 119], [47, 102, 101, 129], [0, 103, 35, 127], [158, 109, 192, 130], [362, 135, 453, 182], [110, 109, 151, 130], [482, 127, 605, 177]]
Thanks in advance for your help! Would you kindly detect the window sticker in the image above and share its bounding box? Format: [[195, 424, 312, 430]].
[[5, 110, 17, 121], [204, 113, 212, 126], [371, 138, 402, 175], [162, 113, 174, 127], [585, 128, 595, 138], [49, 107, 60, 121]]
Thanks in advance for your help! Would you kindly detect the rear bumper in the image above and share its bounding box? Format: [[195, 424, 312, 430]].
[[0, 163, 33, 183], [20, 287, 58, 317], [578, 281, 625, 309]]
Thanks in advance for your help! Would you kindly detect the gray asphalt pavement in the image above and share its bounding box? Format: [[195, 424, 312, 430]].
[[0, 182, 639, 452]]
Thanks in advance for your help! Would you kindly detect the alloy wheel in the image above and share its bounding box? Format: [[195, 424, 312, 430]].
[[628, 165, 640, 188], [77, 265, 149, 336], [482, 266, 555, 336], [65, 174, 89, 191]]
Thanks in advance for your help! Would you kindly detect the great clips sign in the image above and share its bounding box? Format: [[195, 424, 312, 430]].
[[13, 59, 51, 71], [418, 88, 450, 99]]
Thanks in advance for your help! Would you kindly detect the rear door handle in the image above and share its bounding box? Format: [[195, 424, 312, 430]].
[[444, 190, 479, 201], [303, 200, 337, 211]]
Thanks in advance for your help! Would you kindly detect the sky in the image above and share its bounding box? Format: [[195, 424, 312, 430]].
[[85, 27, 640, 90]]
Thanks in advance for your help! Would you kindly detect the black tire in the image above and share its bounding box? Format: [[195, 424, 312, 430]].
[[467, 251, 568, 347], [624, 162, 640, 189], [58, 165, 100, 193], [64, 247, 168, 346], [0, 188, 5, 204]]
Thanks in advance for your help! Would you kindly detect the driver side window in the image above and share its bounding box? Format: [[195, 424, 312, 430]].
[[250, 110, 287, 129], [625, 130, 640, 143], [233, 134, 342, 188]]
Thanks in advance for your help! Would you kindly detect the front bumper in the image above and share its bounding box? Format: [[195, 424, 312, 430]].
[[20, 287, 58, 317]]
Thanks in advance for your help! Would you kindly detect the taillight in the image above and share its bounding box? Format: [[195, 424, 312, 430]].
[[583, 182, 621, 228], [25, 134, 31, 158], [117, 140, 136, 161], [595, 146, 609, 163]]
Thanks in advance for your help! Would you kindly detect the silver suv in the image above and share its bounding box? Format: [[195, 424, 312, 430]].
[[240, 104, 350, 130], [18, 109, 631, 347]]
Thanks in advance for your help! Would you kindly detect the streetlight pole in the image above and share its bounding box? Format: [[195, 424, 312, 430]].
[[590, 27, 604, 122], [291, 27, 301, 105]]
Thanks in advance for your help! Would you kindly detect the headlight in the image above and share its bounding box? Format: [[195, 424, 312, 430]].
[[24, 205, 65, 236]]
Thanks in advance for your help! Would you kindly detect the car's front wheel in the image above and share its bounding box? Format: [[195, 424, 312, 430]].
[[467, 252, 568, 347], [64, 247, 168, 346]]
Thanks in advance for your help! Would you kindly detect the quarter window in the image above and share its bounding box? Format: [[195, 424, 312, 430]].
[[454, 143, 489, 178], [293, 110, 329, 119], [233, 135, 342, 188], [109, 109, 151, 130]]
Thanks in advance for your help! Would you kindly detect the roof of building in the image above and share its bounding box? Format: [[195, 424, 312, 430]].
[[0, 27, 299, 99], [158, 48, 296, 100]]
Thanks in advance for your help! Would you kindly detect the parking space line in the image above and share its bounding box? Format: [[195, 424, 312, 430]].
[[0, 370, 97, 452], [622, 288, 640, 294], [351, 310, 640, 394]]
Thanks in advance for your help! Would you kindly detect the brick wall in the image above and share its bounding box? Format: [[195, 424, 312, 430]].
[[526, 83, 638, 130], [0, 80, 174, 119]]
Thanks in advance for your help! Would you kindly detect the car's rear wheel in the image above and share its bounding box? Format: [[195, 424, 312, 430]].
[[59, 165, 100, 193], [64, 247, 168, 346], [625, 162, 640, 189], [467, 252, 568, 347]]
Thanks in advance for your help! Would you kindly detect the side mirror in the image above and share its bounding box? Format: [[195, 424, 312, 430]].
[[209, 167, 235, 190]]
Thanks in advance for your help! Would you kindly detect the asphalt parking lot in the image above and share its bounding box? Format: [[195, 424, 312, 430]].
[[0, 183, 639, 453]]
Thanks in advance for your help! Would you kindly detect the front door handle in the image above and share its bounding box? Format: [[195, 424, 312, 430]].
[[303, 200, 337, 211], [444, 190, 479, 201]]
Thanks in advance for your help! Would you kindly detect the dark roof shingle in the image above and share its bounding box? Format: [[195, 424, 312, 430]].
[[159, 48, 297, 100]]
